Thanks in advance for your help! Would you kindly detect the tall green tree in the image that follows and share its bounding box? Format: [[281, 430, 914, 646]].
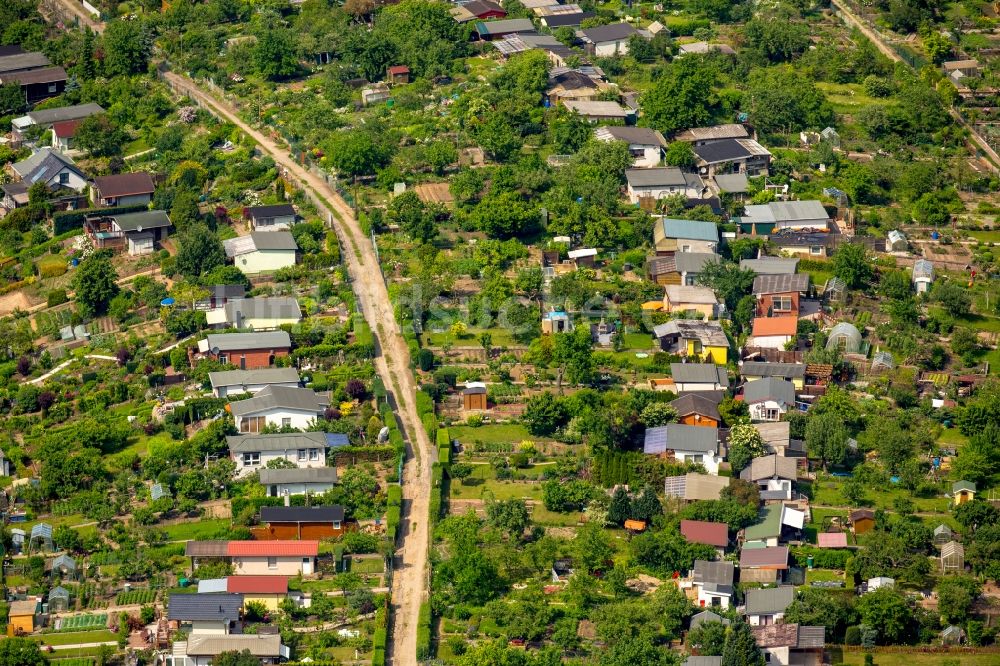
[[74, 114, 127, 157], [642, 56, 719, 134], [855, 587, 911, 644], [73, 252, 119, 318], [253, 27, 299, 81], [833, 242, 873, 290], [0, 637, 46, 666], [805, 413, 848, 471], [722, 620, 765, 666], [553, 326, 594, 386], [697, 260, 756, 311], [102, 19, 151, 76], [389, 191, 436, 244], [176, 223, 225, 279]]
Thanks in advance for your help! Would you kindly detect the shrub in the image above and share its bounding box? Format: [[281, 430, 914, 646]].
[[47, 289, 68, 307], [845, 626, 861, 645], [416, 601, 432, 660]]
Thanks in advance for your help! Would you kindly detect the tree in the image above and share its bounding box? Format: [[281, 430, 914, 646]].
[[727, 420, 767, 473], [176, 224, 225, 279], [470, 192, 538, 239], [642, 56, 719, 135], [574, 522, 614, 574], [933, 281, 972, 318], [833, 243, 873, 290], [322, 130, 393, 177], [722, 620, 765, 666], [170, 189, 202, 228], [553, 327, 594, 386], [784, 587, 857, 643], [855, 587, 911, 644], [522, 392, 568, 436], [253, 28, 299, 80], [0, 83, 24, 116], [213, 650, 263, 666], [103, 19, 151, 76], [663, 141, 695, 168], [630, 486, 662, 523], [0, 637, 46, 666], [746, 66, 834, 135], [936, 576, 980, 624], [861, 418, 913, 474], [639, 402, 677, 427], [73, 252, 119, 318], [485, 499, 530, 539], [53, 524, 82, 553], [923, 31, 952, 65], [74, 114, 127, 157], [697, 260, 756, 311], [805, 413, 848, 471], [551, 109, 591, 154], [607, 487, 630, 526], [389, 191, 436, 244], [687, 621, 728, 656]]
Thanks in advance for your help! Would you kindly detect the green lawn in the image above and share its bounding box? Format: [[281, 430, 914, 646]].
[[811, 477, 950, 514], [529, 505, 583, 527], [36, 630, 116, 646], [451, 479, 543, 502], [163, 518, 231, 542], [814, 82, 879, 115], [805, 568, 844, 585], [936, 427, 968, 447], [830, 649, 999, 666], [449, 423, 533, 445], [347, 557, 385, 574], [622, 332, 654, 350], [966, 229, 1000, 243], [422, 327, 518, 349]]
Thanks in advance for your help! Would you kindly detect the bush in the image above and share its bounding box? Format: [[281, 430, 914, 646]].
[[416, 601, 432, 660], [845, 626, 861, 645], [47, 289, 68, 307], [340, 531, 380, 554], [387, 485, 402, 506], [418, 347, 434, 371], [416, 390, 435, 416]]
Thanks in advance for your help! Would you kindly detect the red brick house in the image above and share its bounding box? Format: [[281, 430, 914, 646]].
[[752, 273, 810, 317], [196, 331, 292, 369]]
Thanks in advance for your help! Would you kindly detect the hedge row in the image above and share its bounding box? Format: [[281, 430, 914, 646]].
[[437, 427, 451, 467], [791, 546, 852, 570], [415, 390, 434, 418], [416, 601, 432, 660], [422, 412, 437, 442]]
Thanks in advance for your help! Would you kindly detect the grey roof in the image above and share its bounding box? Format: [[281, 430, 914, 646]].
[[229, 385, 328, 418], [257, 467, 340, 485], [595, 125, 666, 147], [953, 480, 977, 494], [542, 12, 593, 27], [647, 252, 719, 277], [752, 273, 810, 295], [693, 139, 754, 164], [743, 377, 796, 406], [740, 454, 798, 482], [664, 473, 729, 501], [476, 18, 535, 35], [660, 218, 719, 242], [260, 505, 344, 523], [743, 200, 829, 224], [644, 423, 719, 455], [210, 284, 246, 300], [210, 367, 301, 390], [740, 257, 799, 275], [112, 210, 172, 232], [670, 394, 721, 421], [745, 586, 795, 615], [249, 231, 297, 251], [713, 173, 749, 193], [249, 204, 295, 219], [627, 167, 704, 189], [581, 22, 638, 43], [185, 541, 230, 557], [167, 593, 243, 622], [654, 320, 729, 347], [224, 297, 302, 324], [12, 148, 82, 185], [670, 363, 725, 384], [934, 524, 953, 536], [0, 66, 66, 85], [204, 331, 292, 352], [227, 431, 330, 452], [796, 625, 826, 649], [0, 51, 50, 73], [692, 560, 734, 591], [683, 658, 722, 666], [689, 611, 729, 629], [26, 103, 104, 125], [741, 362, 806, 379]]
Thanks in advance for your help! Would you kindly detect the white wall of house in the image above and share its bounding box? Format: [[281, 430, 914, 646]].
[[760, 646, 791, 666], [238, 315, 301, 331], [42, 167, 88, 193], [748, 401, 788, 422], [673, 448, 721, 475], [914, 278, 932, 294], [236, 407, 320, 433], [672, 239, 718, 254], [233, 555, 314, 576], [252, 215, 296, 231], [674, 380, 724, 393], [594, 39, 629, 56], [748, 610, 786, 626], [265, 481, 337, 497], [628, 144, 661, 169], [189, 620, 229, 636], [232, 249, 297, 274], [695, 586, 730, 609], [627, 183, 702, 204], [748, 334, 794, 350], [232, 447, 327, 476]]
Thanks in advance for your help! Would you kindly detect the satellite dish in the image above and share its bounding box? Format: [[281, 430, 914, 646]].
[[212, 346, 220, 355], [136, 225, 143, 232]]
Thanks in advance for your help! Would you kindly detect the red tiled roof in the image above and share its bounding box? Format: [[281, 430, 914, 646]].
[[387, 65, 410, 75], [817, 532, 848, 548], [680, 519, 728, 547], [52, 119, 83, 138], [227, 576, 289, 594], [752, 316, 798, 337], [226, 541, 319, 557]]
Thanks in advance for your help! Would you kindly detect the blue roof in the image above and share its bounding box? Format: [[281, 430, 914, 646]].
[[643, 424, 719, 455], [661, 218, 719, 242]]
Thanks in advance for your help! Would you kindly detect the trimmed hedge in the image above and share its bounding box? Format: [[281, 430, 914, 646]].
[[435, 428, 450, 448], [416, 601, 432, 660], [387, 485, 402, 507], [415, 390, 434, 417], [422, 412, 437, 441]]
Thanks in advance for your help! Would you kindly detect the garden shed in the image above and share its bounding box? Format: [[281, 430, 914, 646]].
[[29, 522, 53, 552], [48, 585, 70, 612], [823, 277, 847, 302], [940, 541, 964, 572], [885, 230, 907, 252], [825, 322, 862, 354], [912, 259, 934, 294]]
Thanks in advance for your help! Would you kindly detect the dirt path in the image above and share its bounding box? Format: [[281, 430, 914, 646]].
[[830, 0, 1000, 171], [159, 69, 433, 665], [40, 0, 104, 33]]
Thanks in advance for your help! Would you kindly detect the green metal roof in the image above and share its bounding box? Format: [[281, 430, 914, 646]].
[[743, 504, 782, 541]]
